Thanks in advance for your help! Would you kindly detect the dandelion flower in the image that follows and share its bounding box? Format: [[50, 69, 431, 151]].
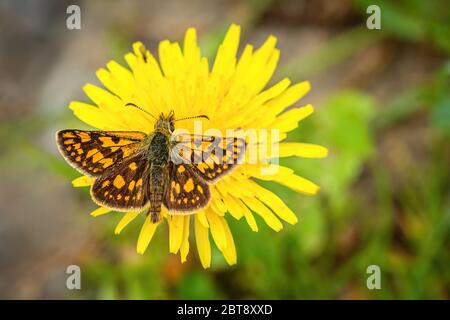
[[64, 24, 327, 268]]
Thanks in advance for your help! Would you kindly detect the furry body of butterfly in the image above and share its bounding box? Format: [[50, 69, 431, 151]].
[[146, 131, 170, 222]]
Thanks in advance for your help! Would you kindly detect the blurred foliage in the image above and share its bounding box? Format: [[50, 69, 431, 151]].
[[281, 26, 384, 80], [355, 0, 450, 54]]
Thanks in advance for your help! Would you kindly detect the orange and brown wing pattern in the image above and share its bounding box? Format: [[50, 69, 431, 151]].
[[91, 156, 149, 211], [175, 135, 246, 183], [163, 162, 211, 213], [56, 130, 146, 177]]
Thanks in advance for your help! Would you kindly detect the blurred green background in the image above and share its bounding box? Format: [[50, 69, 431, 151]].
[[0, 0, 449, 299]]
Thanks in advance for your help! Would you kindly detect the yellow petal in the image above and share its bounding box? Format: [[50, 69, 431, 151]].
[[254, 34, 277, 59], [237, 78, 291, 128], [105, 60, 134, 100], [136, 215, 159, 254], [269, 104, 314, 132], [278, 143, 328, 158], [90, 206, 111, 217], [223, 195, 244, 220], [132, 41, 146, 58], [83, 83, 122, 112], [169, 215, 185, 254], [242, 197, 283, 231], [72, 176, 94, 187], [243, 209, 258, 232], [195, 215, 211, 268], [96, 68, 117, 98], [276, 174, 320, 195], [69, 101, 124, 130], [244, 36, 278, 94], [196, 210, 209, 228], [231, 197, 258, 232], [115, 211, 140, 234], [211, 24, 240, 76], [251, 46, 279, 94], [255, 81, 311, 127], [248, 181, 298, 225], [180, 216, 190, 263], [258, 78, 291, 104], [218, 217, 237, 265], [206, 209, 227, 251], [159, 40, 184, 78], [243, 163, 293, 179], [210, 196, 227, 216], [129, 41, 164, 84], [219, 177, 254, 198], [183, 28, 199, 64], [224, 44, 253, 104]]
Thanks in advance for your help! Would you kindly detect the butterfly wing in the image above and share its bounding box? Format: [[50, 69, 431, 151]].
[[56, 130, 146, 177], [91, 156, 150, 211], [163, 162, 211, 213], [174, 134, 246, 183]]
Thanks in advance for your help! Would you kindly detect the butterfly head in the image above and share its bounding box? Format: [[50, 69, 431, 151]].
[[125, 103, 209, 134], [154, 111, 176, 134]]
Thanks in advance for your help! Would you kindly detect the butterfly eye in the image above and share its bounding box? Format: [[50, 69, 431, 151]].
[[169, 122, 175, 132]]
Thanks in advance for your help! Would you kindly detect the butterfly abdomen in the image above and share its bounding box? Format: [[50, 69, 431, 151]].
[[147, 164, 166, 222], [147, 131, 170, 222]]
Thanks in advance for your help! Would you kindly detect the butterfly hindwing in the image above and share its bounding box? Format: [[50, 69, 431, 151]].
[[56, 130, 146, 177], [163, 162, 211, 213], [91, 156, 149, 211]]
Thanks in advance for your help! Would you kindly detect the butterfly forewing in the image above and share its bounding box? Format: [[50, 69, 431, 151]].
[[175, 134, 246, 183], [56, 130, 146, 177]]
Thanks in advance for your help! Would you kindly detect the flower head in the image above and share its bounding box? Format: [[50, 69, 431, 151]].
[[68, 24, 327, 267]]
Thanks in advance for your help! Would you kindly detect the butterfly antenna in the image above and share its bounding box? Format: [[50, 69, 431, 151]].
[[125, 103, 157, 120], [175, 114, 209, 122]]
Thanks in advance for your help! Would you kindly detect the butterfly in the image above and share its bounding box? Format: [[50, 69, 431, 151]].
[[56, 104, 246, 223]]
